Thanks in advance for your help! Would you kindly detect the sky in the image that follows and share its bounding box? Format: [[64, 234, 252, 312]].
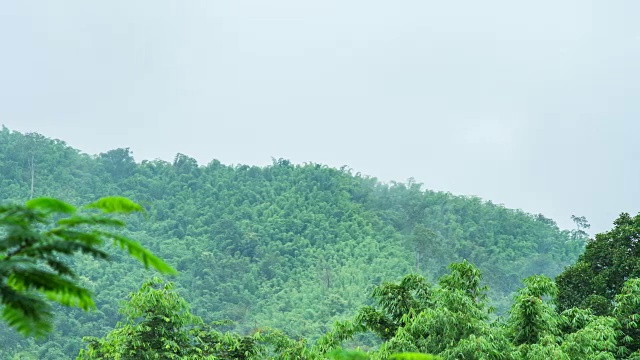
[[1, 1, 639, 233]]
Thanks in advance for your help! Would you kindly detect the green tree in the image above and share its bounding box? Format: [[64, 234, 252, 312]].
[[355, 274, 432, 342], [570, 215, 590, 238], [614, 278, 640, 354], [330, 262, 494, 358], [407, 225, 438, 273], [77, 278, 300, 360], [77, 278, 206, 359], [98, 148, 136, 180], [508, 275, 558, 346], [0, 196, 175, 337], [556, 213, 640, 315]]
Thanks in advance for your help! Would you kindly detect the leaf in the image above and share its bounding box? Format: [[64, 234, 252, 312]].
[[56, 215, 125, 227], [7, 270, 96, 310], [45, 229, 105, 247], [85, 197, 145, 214], [105, 233, 177, 275], [44, 285, 95, 310], [1, 196, 176, 339], [24, 240, 109, 261], [25, 198, 76, 214], [0, 284, 53, 337]]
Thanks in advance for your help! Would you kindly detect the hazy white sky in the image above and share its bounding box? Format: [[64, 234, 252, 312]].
[[1, 1, 639, 233]]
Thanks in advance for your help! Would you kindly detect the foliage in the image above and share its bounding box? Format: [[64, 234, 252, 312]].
[[0, 127, 585, 358], [327, 349, 370, 360], [316, 260, 635, 359], [77, 278, 267, 360], [557, 213, 640, 315], [614, 278, 640, 354], [77, 279, 445, 360], [390, 354, 441, 360], [508, 275, 558, 345], [354, 274, 431, 341], [0, 196, 175, 337]]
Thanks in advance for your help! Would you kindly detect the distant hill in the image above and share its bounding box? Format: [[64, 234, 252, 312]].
[[0, 126, 583, 359]]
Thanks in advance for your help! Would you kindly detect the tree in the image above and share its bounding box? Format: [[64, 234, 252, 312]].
[[570, 215, 591, 242], [0, 196, 176, 337], [614, 278, 640, 354], [556, 213, 640, 315], [78, 278, 208, 359], [508, 275, 559, 346], [77, 278, 289, 360], [98, 148, 136, 179], [354, 273, 432, 342], [408, 225, 438, 273], [331, 262, 493, 358]]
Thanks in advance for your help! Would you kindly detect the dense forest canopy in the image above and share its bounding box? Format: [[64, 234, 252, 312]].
[[0, 127, 591, 359]]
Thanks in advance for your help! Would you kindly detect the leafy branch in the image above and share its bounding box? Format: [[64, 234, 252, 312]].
[[0, 196, 176, 337]]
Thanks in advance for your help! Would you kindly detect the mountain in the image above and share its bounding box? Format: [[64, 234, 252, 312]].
[[0, 127, 583, 359]]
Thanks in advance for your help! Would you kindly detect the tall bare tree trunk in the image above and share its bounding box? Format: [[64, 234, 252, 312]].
[[30, 154, 34, 199]]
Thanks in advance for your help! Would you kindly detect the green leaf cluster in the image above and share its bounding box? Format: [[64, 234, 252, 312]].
[[0, 196, 175, 337]]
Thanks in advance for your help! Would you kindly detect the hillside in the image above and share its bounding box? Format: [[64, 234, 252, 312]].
[[0, 127, 584, 359]]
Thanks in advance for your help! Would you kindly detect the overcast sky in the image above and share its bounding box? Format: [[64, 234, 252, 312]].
[[1, 1, 639, 233]]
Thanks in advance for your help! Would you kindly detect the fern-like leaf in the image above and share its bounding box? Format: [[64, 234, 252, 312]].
[[26, 198, 76, 214], [0, 284, 52, 337], [56, 215, 126, 227], [8, 269, 95, 310], [103, 233, 177, 275], [85, 197, 144, 214]]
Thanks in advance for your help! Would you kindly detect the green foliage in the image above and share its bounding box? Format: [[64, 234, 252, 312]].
[[614, 279, 640, 354], [328, 262, 495, 358], [84, 196, 145, 214], [78, 279, 334, 360], [355, 274, 431, 341], [557, 212, 640, 315], [314, 320, 366, 354], [390, 354, 441, 360], [439, 259, 488, 304], [328, 349, 370, 360], [0, 128, 584, 358], [560, 316, 619, 359], [328, 261, 631, 359], [508, 275, 558, 345], [0, 196, 175, 337], [77, 278, 265, 360], [556, 212, 640, 354], [25, 197, 76, 214]]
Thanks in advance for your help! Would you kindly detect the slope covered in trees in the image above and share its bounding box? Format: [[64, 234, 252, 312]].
[[0, 127, 584, 358]]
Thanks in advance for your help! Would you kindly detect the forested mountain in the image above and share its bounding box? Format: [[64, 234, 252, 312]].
[[0, 127, 584, 359]]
